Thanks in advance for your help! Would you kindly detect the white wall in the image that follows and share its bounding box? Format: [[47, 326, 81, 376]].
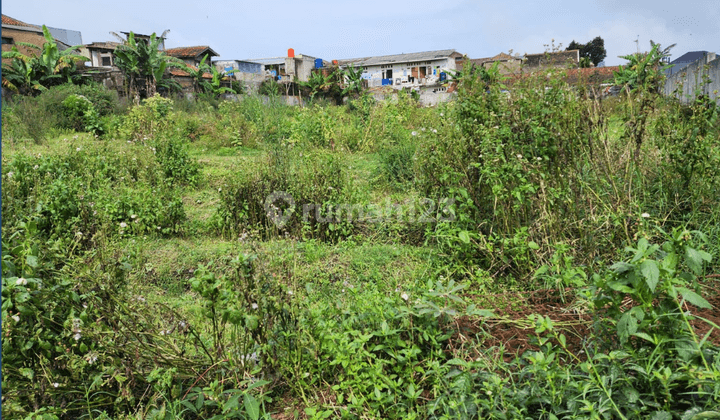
[[359, 58, 455, 89]]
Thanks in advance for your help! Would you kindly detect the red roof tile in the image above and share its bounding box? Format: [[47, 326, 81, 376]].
[[169, 66, 212, 78], [2, 14, 41, 29], [165, 46, 218, 59]]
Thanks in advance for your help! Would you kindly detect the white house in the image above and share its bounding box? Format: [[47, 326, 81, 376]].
[[336, 49, 462, 89]]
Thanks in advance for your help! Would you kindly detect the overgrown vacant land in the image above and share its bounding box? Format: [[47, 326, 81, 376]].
[[3, 62, 720, 419]]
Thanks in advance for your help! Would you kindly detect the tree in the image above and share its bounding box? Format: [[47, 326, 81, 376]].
[[1, 25, 86, 94], [567, 36, 607, 66]]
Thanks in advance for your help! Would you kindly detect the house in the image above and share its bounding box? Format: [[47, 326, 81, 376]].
[[2, 14, 73, 62], [523, 50, 580, 71], [81, 41, 121, 67], [213, 59, 264, 92], [465, 52, 523, 75], [245, 49, 319, 83], [165, 45, 219, 68], [666, 51, 713, 75], [336, 49, 462, 89]]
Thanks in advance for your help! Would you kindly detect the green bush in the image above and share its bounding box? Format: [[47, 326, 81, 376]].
[[121, 94, 175, 141], [216, 147, 355, 241]]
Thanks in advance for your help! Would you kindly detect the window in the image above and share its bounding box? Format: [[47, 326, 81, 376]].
[[2, 37, 13, 45], [101, 56, 112, 66]]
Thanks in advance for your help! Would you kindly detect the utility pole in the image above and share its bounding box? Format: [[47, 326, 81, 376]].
[[634, 35, 640, 54]]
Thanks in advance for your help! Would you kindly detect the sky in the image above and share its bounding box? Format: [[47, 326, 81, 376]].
[[3, 0, 719, 66]]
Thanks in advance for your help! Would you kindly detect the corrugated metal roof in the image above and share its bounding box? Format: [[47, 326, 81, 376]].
[[337, 49, 457, 67], [671, 51, 710, 64], [244, 57, 287, 65]]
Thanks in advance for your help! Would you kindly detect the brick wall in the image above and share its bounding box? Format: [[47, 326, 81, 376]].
[[2, 26, 47, 64]]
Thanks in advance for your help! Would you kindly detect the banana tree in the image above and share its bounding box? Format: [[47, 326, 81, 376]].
[[1, 25, 86, 93], [341, 64, 365, 97], [299, 71, 334, 101], [113, 31, 183, 103]]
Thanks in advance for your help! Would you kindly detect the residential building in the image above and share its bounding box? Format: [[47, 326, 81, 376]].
[[246, 49, 319, 82], [2, 14, 72, 62], [165, 45, 219, 67], [213, 59, 264, 92], [666, 51, 713, 75], [81, 41, 121, 67], [523, 50, 580, 70], [336, 49, 462, 89]]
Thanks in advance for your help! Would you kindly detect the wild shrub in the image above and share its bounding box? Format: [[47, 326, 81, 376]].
[[153, 135, 201, 186], [2, 144, 186, 247], [121, 94, 175, 140], [216, 147, 355, 241]]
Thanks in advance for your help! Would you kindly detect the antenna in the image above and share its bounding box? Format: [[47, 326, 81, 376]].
[[634, 35, 640, 54]]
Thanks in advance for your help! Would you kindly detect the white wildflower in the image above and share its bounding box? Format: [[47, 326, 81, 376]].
[[86, 353, 98, 364], [411, 131, 418, 136], [251, 303, 258, 310], [136, 296, 146, 303], [16, 277, 27, 286], [119, 222, 128, 228], [53, 382, 60, 388], [75, 231, 83, 238], [516, 154, 523, 159], [287, 290, 294, 296], [33, 165, 39, 170], [73, 333, 82, 341], [440, 112, 444, 117], [131, 214, 137, 220], [432, 129, 437, 133], [421, 127, 426, 131], [641, 213, 650, 218], [536, 157, 542, 161], [7, 171, 13, 179], [157, 226, 161, 230], [218, 188, 222, 192], [12, 315, 20, 322], [401, 292, 409, 301], [76, 147, 81, 152]]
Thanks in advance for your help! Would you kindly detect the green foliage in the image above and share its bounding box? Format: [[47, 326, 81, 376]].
[[113, 31, 183, 102], [614, 42, 674, 93], [1, 25, 86, 93], [1, 82, 120, 141], [153, 135, 201, 186], [216, 148, 355, 241], [121, 94, 175, 140]]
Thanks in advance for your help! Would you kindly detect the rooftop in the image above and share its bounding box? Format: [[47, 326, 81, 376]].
[[2, 14, 40, 29], [165, 46, 219, 58], [337, 49, 458, 67], [671, 51, 710, 64]]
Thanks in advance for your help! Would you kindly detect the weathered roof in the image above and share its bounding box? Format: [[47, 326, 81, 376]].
[[86, 41, 121, 50], [2, 14, 40, 29], [245, 57, 287, 65], [165, 46, 219, 59], [337, 49, 457, 67], [488, 52, 517, 61], [169, 66, 212, 78], [670, 51, 710, 64]]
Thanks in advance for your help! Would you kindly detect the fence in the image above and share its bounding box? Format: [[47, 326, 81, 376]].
[[663, 53, 720, 104]]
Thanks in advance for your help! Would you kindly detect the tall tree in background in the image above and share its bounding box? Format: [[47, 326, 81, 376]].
[[567, 36, 607, 67]]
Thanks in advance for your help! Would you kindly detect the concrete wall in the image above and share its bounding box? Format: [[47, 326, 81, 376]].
[[524, 50, 579, 70], [664, 53, 720, 104]]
